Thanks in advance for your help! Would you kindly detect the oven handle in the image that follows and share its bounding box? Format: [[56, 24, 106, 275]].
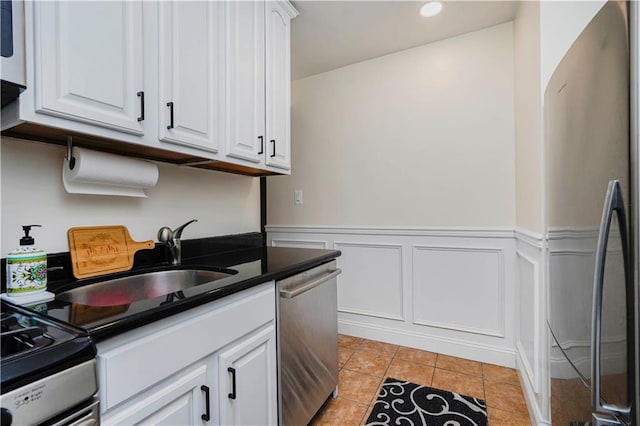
[[279, 269, 341, 299], [48, 398, 100, 426]]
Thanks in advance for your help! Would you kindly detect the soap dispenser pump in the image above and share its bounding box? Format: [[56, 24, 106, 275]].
[[6, 225, 48, 296]]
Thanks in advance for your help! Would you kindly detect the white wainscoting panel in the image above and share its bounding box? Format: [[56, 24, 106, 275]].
[[516, 249, 539, 392], [266, 225, 518, 368], [547, 238, 626, 380], [333, 242, 404, 321], [514, 229, 549, 424], [548, 250, 594, 362], [412, 245, 505, 337]]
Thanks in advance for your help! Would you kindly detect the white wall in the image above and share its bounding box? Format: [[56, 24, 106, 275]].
[[514, 1, 543, 233], [267, 22, 515, 228], [539, 0, 606, 93], [1, 137, 260, 254]]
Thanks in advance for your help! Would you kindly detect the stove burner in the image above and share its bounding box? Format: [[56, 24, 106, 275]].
[[0, 309, 54, 361]]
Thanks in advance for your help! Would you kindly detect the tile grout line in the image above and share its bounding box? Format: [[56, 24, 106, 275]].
[[429, 354, 437, 386]]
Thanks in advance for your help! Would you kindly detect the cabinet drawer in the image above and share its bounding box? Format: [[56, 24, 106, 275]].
[[97, 282, 275, 411]]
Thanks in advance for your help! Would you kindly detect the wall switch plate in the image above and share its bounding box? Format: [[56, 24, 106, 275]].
[[294, 190, 303, 205]]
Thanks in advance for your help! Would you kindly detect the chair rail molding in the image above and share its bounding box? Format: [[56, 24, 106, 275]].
[[270, 238, 327, 249], [265, 225, 515, 238]]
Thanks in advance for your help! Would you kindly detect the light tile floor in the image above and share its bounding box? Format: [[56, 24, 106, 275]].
[[309, 334, 532, 425]]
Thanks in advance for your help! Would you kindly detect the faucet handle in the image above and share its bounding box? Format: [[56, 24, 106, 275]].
[[173, 219, 197, 239], [158, 226, 173, 243]]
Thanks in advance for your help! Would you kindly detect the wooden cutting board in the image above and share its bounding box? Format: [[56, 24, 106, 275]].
[[68, 225, 155, 279]]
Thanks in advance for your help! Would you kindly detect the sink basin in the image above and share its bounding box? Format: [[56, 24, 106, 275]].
[[57, 269, 235, 307]]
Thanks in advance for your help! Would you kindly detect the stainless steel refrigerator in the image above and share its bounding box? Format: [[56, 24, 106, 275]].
[[546, 1, 639, 425]]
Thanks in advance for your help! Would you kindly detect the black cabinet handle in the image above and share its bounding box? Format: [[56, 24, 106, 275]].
[[166, 102, 174, 130], [270, 139, 276, 158], [227, 367, 237, 400], [258, 136, 264, 154], [137, 91, 144, 122], [201, 385, 211, 421]]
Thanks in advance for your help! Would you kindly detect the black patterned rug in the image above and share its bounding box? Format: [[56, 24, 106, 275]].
[[365, 377, 488, 426]]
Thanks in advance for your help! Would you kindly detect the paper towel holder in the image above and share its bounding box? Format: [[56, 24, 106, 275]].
[[62, 146, 160, 198], [66, 136, 76, 170]]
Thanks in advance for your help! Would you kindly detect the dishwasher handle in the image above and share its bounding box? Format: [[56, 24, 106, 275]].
[[279, 269, 342, 299]]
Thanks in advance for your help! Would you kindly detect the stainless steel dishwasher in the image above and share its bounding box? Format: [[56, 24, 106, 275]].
[[277, 260, 341, 426]]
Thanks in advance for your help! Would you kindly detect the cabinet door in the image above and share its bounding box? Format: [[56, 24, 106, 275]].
[[102, 364, 210, 426], [224, 1, 265, 163], [265, 1, 292, 171], [34, 1, 144, 135], [218, 324, 277, 426], [158, 1, 224, 152]]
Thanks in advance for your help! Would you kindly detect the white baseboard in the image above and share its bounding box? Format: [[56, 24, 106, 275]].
[[517, 347, 551, 425], [339, 318, 517, 367]]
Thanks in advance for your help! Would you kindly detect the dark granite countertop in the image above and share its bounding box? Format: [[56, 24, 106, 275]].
[[2, 233, 340, 342]]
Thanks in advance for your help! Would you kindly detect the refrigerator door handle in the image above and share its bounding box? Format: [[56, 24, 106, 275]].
[[592, 412, 627, 426], [591, 180, 632, 419]]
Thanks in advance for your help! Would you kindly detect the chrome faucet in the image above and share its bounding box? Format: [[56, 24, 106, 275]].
[[157, 219, 197, 265]]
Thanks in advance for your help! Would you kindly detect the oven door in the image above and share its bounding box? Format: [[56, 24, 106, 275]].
[[0, 360, 98, 426]]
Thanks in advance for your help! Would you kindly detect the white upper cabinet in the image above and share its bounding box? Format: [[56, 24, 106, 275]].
[[224, 1, 266, 164], [265, 1, 294, 171], [7, 0, 297, 175], [158, 1, 224, 152], [34, 1, 145, 135], [224, 0, 297, 172]]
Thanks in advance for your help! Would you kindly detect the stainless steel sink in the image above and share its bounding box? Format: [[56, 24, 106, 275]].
[[56, 269, 235, 307]]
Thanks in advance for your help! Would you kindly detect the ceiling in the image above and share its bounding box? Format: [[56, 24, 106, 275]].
[[290, 1, 519, 80]]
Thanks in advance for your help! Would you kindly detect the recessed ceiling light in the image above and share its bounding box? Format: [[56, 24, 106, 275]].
[[420, 1, 443, 17]]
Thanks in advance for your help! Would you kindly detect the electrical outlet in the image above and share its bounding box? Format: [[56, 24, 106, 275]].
[[294, 190, 303, 205]]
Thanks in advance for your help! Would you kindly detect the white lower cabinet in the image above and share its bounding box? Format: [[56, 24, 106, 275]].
[[218, 324, 277, 426], [102, 364, 210, 426], [97, 282, 276, 426]]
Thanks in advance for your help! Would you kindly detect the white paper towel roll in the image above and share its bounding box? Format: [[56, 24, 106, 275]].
[[63, 147, 159, 197]]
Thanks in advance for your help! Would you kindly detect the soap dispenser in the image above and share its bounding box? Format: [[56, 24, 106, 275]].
[[6, 225, 47, 296]]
